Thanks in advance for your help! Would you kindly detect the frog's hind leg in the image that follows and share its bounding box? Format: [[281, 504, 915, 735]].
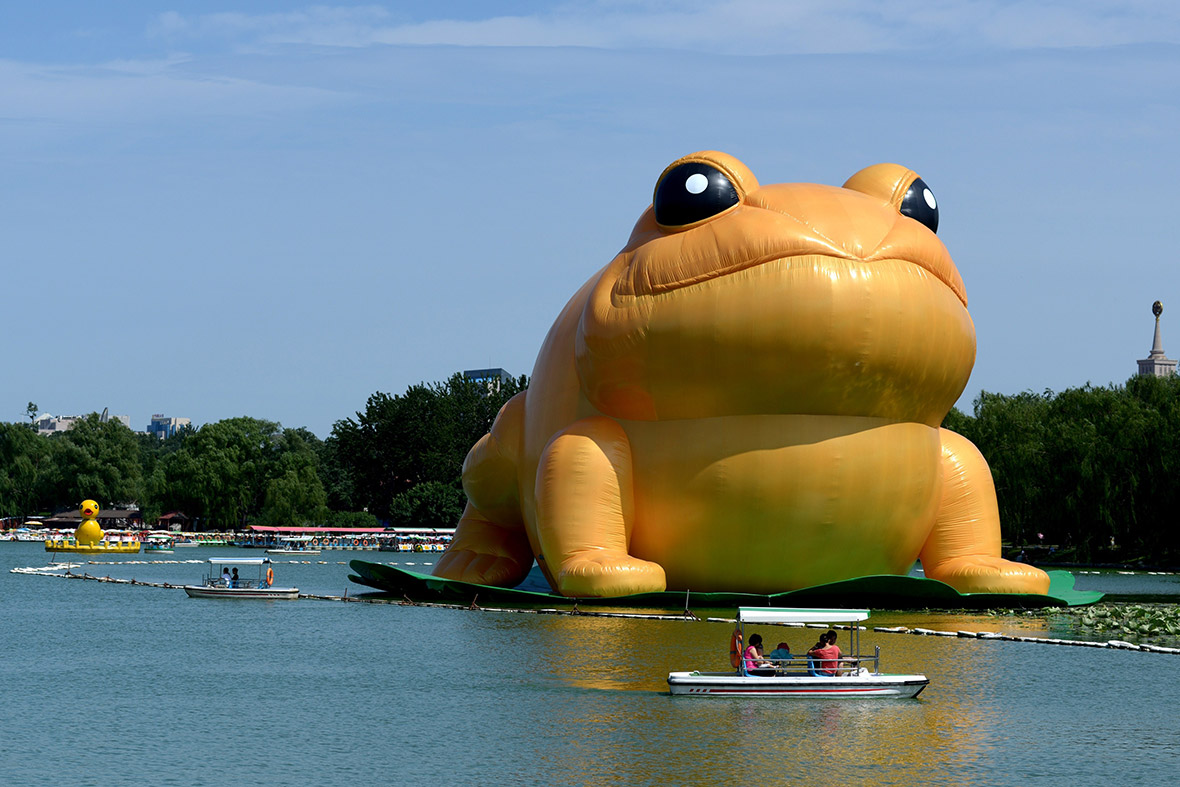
[[919, 429, 1050, 595], [535, 416, 666, 597], [433, 392, 534, 588]]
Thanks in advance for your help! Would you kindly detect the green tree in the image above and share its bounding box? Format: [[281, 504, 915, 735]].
[[323, 510, 380, 528], [950, 378, 1180, 564], [152, 418, 330, 530], [388, 480, 466, 529], [0, 422, 52, 519], [257, 430, 329, 526], [43, 413, 142, 507], [330, 373, 527, 521]]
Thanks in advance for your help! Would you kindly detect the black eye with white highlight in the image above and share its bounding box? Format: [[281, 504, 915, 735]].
[[899, 177, 939, 233], [654, 162, 740, 227]]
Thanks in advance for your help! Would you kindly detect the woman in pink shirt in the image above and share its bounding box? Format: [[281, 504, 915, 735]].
[[742, 633, 776, 676]]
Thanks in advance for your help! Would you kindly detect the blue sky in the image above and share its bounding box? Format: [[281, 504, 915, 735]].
[[4, 2, 1179, 437]]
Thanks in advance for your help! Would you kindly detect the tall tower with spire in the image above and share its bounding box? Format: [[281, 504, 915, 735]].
[[1137, 300, 1177, 377]]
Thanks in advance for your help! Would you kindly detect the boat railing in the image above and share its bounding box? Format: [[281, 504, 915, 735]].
[[749, 650, 881, 675], [203, 577, 263, 589]]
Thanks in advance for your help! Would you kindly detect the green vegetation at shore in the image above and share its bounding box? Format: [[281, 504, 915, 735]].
[[983, 604, 1180, 648], [1070, 604, 1180, 639], [0, 372, 526, 530]]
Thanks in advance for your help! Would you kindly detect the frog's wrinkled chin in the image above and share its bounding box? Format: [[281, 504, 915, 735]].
[[575, 251, 976, 427], [615, 185, 966, 308]]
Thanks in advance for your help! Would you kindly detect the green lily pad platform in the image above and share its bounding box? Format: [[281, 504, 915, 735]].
[[348, 560, 1102, 610]]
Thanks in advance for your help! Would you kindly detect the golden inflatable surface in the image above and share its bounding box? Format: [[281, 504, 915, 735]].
[[434, 151, 1050, 598]]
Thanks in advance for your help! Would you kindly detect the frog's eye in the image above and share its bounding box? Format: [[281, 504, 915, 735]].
[[843, 164, 939, 234], [654, 162, 740, 227], [899, 178, 939, 233]]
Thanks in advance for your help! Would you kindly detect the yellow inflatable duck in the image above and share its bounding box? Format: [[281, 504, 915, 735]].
[[45, 498, 140, 554], [434, 151, 1050, 598], [74, 499, 104, 546]]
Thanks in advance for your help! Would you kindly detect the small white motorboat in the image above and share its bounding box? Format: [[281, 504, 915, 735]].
[[183, 557, 299, 600], [668, 607, 928, 698]]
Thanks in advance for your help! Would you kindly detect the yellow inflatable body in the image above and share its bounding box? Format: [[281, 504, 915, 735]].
[[434, 151, 1050, 598]]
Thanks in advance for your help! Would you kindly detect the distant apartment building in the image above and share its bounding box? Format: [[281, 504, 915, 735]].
[[146, 414, 192, 439], [36, 412, 130, 436], [463, 367, 512, 392]]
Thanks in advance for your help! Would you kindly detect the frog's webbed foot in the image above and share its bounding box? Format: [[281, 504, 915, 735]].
[[556, 551, 666, 598], [433, 502, 533, 588], [923, 555, 1049, 595]]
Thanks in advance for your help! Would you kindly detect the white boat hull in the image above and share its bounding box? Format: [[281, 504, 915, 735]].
[[265, 548, 321, 555], [667, 671, 928, 698], [183, 585, 299, 600]]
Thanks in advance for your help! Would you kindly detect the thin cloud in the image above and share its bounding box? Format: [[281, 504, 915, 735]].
[[146, 1, 1180, 54], [0, 57, 347, 130]]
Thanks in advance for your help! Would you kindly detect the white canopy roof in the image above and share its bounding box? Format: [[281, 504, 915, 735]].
[[206, 557, 272, 565], [737, 607, 871, 624]]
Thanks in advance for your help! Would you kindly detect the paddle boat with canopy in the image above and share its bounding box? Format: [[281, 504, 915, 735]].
[[183, 557, 299, 600], [667, 607, 928, 698], [143, 534, 175, 554]]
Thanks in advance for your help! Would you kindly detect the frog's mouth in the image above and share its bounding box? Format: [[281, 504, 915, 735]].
[[608, 186, 966, 307], [575, 186, 975, 424]]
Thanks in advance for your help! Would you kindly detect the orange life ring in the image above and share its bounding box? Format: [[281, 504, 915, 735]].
[[352, 539, 360, 546], [729, 629, 743, 669], [361, 538, 370, 546], [266, 567, 274, 585]]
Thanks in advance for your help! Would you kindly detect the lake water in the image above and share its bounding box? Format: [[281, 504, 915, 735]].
[[2, 541, 1178, 786]]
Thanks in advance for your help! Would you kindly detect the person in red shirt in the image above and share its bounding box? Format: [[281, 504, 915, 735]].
[[807, 630, 842, 676]]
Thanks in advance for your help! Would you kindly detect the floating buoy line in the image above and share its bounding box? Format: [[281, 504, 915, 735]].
[[11, 564, 1179, 655]]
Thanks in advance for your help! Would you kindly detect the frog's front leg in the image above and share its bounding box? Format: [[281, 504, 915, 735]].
[[920, 428, 1050, 595], [535, 416, 666, 597], [433, 393, 534, 588]]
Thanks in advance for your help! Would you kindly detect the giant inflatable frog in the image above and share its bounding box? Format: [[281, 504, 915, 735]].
[[434, 151, 1050, 598]]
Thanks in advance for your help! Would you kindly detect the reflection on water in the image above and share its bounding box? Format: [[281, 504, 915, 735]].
[[532, 611, 1180, 786], [548, 616, 1016, 785], [3, 543, 1180, 786]]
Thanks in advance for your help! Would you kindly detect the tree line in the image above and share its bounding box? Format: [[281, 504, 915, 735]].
[[0, 373, 527, 531], [944, 373, 1180, 565], [4, 370, 1178, 562]]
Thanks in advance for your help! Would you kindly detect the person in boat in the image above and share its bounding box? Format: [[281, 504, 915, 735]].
[[807, 631, 842, 676], [231, 568, 240, 588], [221, 567, 232, 587], [767, 641, 792, 668], [742, 633, 776, 677]]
